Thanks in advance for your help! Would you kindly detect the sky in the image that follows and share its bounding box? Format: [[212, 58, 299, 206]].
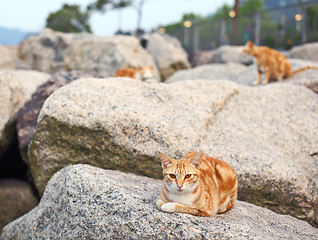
[[0, 0, 234, 36]]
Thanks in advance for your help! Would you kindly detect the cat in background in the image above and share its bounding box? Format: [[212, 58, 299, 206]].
[[115, 66, 154, 80], [157, 151, 238, 217], [242, 40, 318, 85]]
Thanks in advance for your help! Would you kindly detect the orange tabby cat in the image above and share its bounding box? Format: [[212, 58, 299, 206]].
[[242, 41, 318, 85], [115, 66, 153, 80], [157, 151, 238, 217]]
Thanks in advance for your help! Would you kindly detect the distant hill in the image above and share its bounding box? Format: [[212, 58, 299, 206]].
[[0, 26, 36, 45]]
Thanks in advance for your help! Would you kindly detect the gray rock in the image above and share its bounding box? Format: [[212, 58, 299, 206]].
[[18, 28, 160, 81], [289, 42, 318, 62], [28, 78, 318, 226], [0, 70, 50, 158], [287, 59, 318, 89], [210, 45, 253, 65], [16, 71, 99, 165], [189, 50, 214, 67], [144, 33, 190, 80], [4, 45, 31, 70], [0, 179, 38, 233], [165, 63, 247, 83], [1, 164, 317, 240], [0, 45, 15, 69]]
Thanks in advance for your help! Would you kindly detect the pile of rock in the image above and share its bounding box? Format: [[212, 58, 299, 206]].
[[17, 29, 191, 82], [142, 32, 191, 80], [0, 69, 50, 230], [2, 164, 317, 239], [0, 70, 50, 158], [0, 29, 191, 232], [24, 77, 318, 227], [0, 68, 99, 231], [1, 30, 318, 237]]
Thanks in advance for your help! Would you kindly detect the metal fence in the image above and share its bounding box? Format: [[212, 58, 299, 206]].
[[165, 1, 318, 54]]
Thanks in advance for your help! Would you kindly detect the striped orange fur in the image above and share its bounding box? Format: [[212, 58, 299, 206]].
[[157, 151, 238, 217], [114, 66, 153, 80], [242, 40, 318, 85]]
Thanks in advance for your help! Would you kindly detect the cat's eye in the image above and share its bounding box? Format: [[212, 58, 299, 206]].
[[169, 174, 176, 179], [185, 174, 192, 179]]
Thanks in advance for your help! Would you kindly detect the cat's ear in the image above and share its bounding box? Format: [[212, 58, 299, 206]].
[[247, 40, 254, 47], [189, 152, 203, 169], [158, 151, 174, 169]]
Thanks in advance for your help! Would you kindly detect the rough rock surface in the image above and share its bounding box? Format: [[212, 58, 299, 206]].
[[289, 42, 318, 62], [16, 71, 99, 165], [209, 45, 253, 65], [0, 70, 50, 158], [18, 28, 160, 80], [235, 59, 318, 92], [2, 164, 318, 240], [0, 179, 38, 232], [165, 63, 247, 83], [28, 78, 318, 226], [144, 33, 190, 80], [0, 45, 15, 69], [189, 50, 214, 67]]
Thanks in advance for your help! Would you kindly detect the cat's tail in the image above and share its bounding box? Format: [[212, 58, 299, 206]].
[[288, 66, 318, 78]]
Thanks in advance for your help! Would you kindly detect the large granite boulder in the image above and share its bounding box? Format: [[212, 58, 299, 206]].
[[1, 164, 317, 239], [0, 179, 38, 232], [165, 63, 247, 83], [189, 50, 214, 67], [210, 45, 253, 65], [18, 28, 160, 80], [16, 71, 98, 165], [143, 33, 190, 80], [28, 78, 318, 226], [289, 42, 318, 62], [0, 70, 50, 158], [0, 45, 15, 69]]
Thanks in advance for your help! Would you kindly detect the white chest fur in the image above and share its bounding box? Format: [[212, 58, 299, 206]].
[[167, 191, 197, 207]]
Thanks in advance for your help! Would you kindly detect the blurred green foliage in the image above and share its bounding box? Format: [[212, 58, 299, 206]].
[[87, 0, 131, 12], [240, 0, 263, 15], [306, 4, 318, 28], [46, 4, 91, 33]]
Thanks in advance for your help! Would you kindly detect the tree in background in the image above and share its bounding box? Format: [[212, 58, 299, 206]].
[[212, 0, 263, 20], [87, 0, 131, 13], [212, 4, 232, 19], [160, 13, 202, 34], [46, 4, 92, 33], [182, 13, 203, 22], [134, 0, 146, 35], [240, 0, 263, 15], [87, 0, 147, 35], [87, 0, 131, 33]]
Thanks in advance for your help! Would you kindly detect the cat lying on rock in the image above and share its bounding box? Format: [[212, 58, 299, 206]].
[[157, 151, 238, 217], [115, 66, 153, 81]]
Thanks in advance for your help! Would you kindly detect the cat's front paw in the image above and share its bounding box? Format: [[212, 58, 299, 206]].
[[161, 202, 176, 213], [252, 81, 260, 86]]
